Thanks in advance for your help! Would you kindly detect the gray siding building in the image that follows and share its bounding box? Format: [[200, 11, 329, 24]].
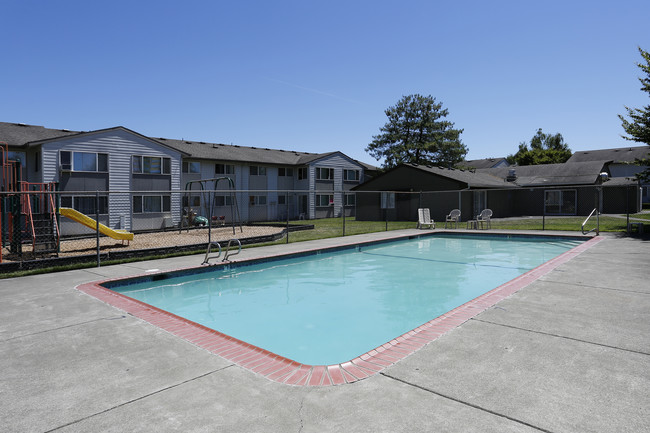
[[1, 122, 372, 235]]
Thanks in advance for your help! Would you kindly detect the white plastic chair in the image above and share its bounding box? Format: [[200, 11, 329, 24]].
[[417, 208, 435, 229], [445, 209, 461, 229], [477, 209, 492, 229]]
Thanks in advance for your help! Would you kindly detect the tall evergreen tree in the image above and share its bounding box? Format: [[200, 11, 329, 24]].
[[506, 128, 572, 165], [619, 47, 650, 145], [619, 47, 650, 181], [366, 94, 466, 170]]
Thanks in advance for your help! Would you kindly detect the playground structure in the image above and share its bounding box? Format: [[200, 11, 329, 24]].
[[59, 207, 133, 243], [1, 142, 59, 262], [182, 177, 243, 236]]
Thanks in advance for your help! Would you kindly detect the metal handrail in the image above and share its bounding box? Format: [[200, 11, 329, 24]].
[[581, 208, 600, 235], [202, 241, 222, 265], [223, 238, 241, 261]]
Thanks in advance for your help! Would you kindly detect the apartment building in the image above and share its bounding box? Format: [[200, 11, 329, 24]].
[[0, 122, 372, 235]]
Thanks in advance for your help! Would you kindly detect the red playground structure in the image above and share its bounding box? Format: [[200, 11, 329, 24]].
[[0, 142, 59, 262]]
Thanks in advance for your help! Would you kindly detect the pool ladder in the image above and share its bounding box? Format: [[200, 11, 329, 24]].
[[202, 238, 241, 265], [581, 208, 600, 235]]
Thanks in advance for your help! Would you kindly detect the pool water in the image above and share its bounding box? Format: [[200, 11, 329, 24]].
[[110, 234, 583, 365]]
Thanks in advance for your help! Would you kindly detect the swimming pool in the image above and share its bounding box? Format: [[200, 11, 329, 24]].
[[96, 233, 587, 369]]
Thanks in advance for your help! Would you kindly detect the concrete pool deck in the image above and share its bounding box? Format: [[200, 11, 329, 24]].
[[1, 229, 649, 432]]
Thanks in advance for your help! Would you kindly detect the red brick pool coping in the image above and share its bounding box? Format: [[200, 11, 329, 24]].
[[77, 235, 603, 387]]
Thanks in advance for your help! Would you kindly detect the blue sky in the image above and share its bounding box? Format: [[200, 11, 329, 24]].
[[3, 0, 649, 166]]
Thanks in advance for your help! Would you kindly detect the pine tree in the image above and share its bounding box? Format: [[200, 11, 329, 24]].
[[619, 47, 650, 144], [366, 94, 466, 170], [619, 47, 650, 181]]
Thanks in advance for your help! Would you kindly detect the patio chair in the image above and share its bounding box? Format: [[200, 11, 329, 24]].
[[477, 209, 493, 229], [444, 209, 461, 229], [417, 208, 435, 229]]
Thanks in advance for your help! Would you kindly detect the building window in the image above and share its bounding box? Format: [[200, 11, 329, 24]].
[[250, 166, 267, 176], [61, 195, 108, 215], [133, 195, 171, 213], [380, 192, 395, 209], [544, 190, 576, 215], [298, 167, 308, 180], [315, 167, 334, 180], [34, 152, 40, 172], [278, 167, 294, 177], [182, 196, 201, 207], [345, 194, 356, 206], [132, 156, 171, 174], [215, 163, 235, 175], [344, 169, 359, 181], [278, 195, 286, 205], [214, 195, 233, 206], [249, 195, 267, 206], [183, 161, 200, 173], [316, 194, 334, 207], [59, 151, 108, 172], [7, 151, 26, 168]]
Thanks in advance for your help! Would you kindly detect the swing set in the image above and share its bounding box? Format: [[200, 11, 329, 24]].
[[182, 177, 243, 236]]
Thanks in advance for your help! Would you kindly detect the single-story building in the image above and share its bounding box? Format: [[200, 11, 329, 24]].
[[567, 145, 650, 203], [352, 162, 641, 222], [462, 157, 510, 169]]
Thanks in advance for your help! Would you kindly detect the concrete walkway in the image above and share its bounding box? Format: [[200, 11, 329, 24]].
[[1, 230, 649, 432]]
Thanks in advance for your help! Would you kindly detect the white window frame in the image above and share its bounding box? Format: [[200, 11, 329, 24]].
[[250, 166, 267, 176], [316, 194, 334, 207], [315, 167, 334, 180], [132, 155, 171, 175], [249, 195, 267, 206], [61, 195, 109, 214], [544, 189, 577, 215], [298, 167, 308, 180], [343, 169, 360, 182], [214, 195, 233, 206], [182, 196, 201, 207], [278, 167, 294, 177], [133, 195, 171, 213], [59, 151, 108, 173], [344, 193, 356, 206], [215, 163, 235, 175], [183, 161, 201, 174]]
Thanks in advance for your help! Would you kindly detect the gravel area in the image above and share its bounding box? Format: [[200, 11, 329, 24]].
[[1, 225, 285, 262]]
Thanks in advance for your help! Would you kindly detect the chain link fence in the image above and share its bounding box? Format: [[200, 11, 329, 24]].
[[0, 184, 644, 271]]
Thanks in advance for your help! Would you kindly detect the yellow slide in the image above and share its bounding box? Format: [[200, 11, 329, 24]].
[[59, 207, 134, 241]]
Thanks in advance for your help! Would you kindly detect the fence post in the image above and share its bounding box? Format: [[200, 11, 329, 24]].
[[96, 191, 100, 267], [342, 191, 346, 237], [207, 190, 212, 245], [286, 191, 289, 244], [542, 191, 545, 231], [626, 184, 630, 230]]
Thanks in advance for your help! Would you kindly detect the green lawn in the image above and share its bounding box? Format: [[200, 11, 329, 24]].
[[256, 219, 415, 246], [490, 216, 633, 232], [258, 214, 640, 248], [627, 212, 650, 220]]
